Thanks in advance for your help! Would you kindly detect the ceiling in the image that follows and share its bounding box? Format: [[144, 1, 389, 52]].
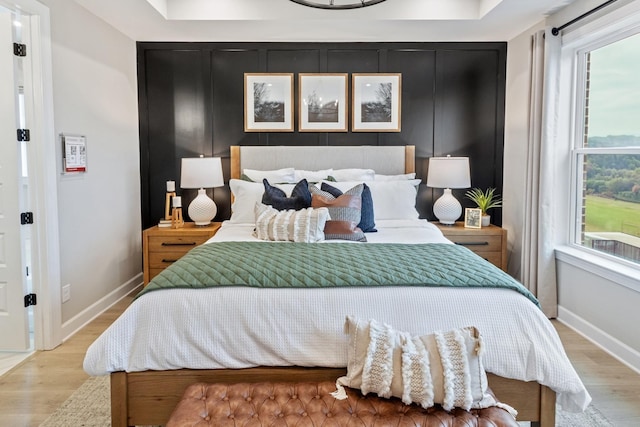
[[73, 0, 578, 42]]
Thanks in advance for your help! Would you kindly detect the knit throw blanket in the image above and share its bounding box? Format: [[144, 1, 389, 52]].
[[138, 241, 539, 307]]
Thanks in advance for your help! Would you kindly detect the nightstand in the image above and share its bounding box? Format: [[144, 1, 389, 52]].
[[432, 222, 507, 271], [142, 222, 221, 285]]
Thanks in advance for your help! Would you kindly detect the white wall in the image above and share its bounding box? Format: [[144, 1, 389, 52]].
[[505, 0, 640, 372], [38, 0, 141, 334]]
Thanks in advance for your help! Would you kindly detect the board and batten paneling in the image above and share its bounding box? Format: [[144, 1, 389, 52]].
[[137, 42, 506, 229]]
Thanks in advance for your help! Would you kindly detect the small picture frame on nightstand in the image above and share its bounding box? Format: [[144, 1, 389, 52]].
[[464, 208, 482, 229]]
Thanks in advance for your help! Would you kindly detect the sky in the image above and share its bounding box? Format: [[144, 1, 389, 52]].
[[587, 32, 640, 138]]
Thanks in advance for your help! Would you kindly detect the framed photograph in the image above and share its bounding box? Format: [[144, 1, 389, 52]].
[[299, 73, 348, 132], [244, 73, 294, 132], [464, 208, 482, 229], [352, 73, 401, 132]]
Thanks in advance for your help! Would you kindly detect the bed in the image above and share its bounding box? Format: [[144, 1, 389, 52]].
[[84, 145, 590, 427]]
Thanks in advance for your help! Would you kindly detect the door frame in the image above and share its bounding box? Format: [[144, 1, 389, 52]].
[[1, 0, 61, 350]]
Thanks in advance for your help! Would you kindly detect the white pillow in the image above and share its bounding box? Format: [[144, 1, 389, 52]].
[[229, 179, 297, 223], [294, 169, 333, 183], [374, 172, 416, 181], [243, 167, 295, 183], [254, 203, 329, 243], [321, 179, 420, 220], [331, 168, 375, 181], [334, 316, 515, 416]]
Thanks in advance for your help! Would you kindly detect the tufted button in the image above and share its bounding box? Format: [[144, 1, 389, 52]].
[[228, 414, 234, 419], [204, 416, 210, 421], [279, 413, 284, 418], [270, 395, 275, 400], [292, 394, 297, 399], [302, 412, 308, 417], [326, 412, 332, 418], [223, 397, 229, 401], [246, 397, 252, 402]]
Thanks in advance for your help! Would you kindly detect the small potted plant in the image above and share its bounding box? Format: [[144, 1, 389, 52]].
[[465, 187, 502, 226]]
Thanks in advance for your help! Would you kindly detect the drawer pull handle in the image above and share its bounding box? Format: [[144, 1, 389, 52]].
[[161, 242, 197, 246], [454, 241, 489, 246], [162, 259, 179, 263]]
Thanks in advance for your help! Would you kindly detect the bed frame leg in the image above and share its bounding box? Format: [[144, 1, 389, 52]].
[[111, 372, 132, 427], [537, 385, 556, 427]]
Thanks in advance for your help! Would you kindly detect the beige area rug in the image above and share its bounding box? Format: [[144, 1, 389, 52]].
[[41, 375, 612, 427], [39, 375, 110, 427]]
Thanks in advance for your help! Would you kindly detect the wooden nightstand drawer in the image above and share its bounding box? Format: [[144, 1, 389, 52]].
[[469, 251, 502, 269], [148, 235, 210, 252], [142, 222, 221, 285], [148, 251, 191, 269], [445, 234, 502, 252], [432, 222, 507, 271], [149, 268, 166, 282]]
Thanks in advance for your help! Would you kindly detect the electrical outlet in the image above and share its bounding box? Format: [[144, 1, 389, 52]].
[[62, 284, 71, 303]]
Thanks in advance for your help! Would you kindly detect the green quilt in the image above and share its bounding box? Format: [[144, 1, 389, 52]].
[[138, 241, 539, 307]]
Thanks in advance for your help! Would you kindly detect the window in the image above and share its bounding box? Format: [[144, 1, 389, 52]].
[[572, 32, 640, 266]]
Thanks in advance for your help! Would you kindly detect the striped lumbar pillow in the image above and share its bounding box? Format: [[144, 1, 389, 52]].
[[254, 202, 330, 243]]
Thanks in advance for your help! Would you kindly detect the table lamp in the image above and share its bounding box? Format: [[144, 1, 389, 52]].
[[180, 156, 224, 226], [426, 155, 470, 225]]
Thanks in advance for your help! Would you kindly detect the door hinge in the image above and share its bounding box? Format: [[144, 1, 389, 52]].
[[21, 212, 34, 225], [17, 129, 30, 142], [13, 43, 27, 57], [24, 293, 37, 307]]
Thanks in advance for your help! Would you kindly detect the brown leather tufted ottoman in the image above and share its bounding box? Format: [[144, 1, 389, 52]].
[[166, 381, 519, 427]]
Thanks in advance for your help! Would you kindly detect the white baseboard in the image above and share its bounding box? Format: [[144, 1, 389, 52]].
[[558, 305, 640, 375], [60, 274, 142, 342]]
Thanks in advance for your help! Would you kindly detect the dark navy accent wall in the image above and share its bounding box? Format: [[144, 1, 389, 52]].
[[137, 42, 506, 230]]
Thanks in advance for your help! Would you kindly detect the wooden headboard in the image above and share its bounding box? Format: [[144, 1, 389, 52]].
[[230, 145, 415, 180]]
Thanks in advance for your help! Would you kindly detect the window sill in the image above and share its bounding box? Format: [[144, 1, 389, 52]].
[[555, 245, 640, 294]]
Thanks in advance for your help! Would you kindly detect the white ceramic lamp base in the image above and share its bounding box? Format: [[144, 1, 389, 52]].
[[188, 188, 217, 226], [433, 188, 462, 225]]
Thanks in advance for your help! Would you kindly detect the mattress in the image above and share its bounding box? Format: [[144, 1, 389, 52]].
[[83, 220, 590, 412]]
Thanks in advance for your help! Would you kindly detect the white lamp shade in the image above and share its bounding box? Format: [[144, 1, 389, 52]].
[[180, 157, 224, 189], [426, 156, 470, 189]]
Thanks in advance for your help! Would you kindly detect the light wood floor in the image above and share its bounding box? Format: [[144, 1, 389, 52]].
[[0, 294, 133, 427], [0, 295, 638, 427]]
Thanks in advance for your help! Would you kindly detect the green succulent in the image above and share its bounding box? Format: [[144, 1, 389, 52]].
[[465, 187, 502, 215]]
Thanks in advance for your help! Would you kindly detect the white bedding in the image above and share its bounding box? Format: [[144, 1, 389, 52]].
[[209, 219, 452, 244], [83, 220, 590, 412]]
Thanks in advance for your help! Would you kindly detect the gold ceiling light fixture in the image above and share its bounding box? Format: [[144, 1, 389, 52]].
[[290, 0, 387, 9]]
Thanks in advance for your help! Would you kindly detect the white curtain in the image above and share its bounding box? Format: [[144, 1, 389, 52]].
[[521, 30, 562, 318]]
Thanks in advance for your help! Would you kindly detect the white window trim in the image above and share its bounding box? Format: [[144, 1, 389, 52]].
[[560, 2, 640, 284], [556, 245, 640, 294]]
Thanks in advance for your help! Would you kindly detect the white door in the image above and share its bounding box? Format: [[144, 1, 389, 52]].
[[0, 8, 30, 351]]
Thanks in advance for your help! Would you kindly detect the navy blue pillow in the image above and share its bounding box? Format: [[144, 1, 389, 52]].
[[262, 179, 312, 211], [321, 182, 377, 232]]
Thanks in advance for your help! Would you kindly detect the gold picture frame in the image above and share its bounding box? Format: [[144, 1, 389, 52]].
[[244, 73, 294, 132], [352, 73, 401, 132], [298, 73, 348, 132], [464, 208, 482, 229]]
